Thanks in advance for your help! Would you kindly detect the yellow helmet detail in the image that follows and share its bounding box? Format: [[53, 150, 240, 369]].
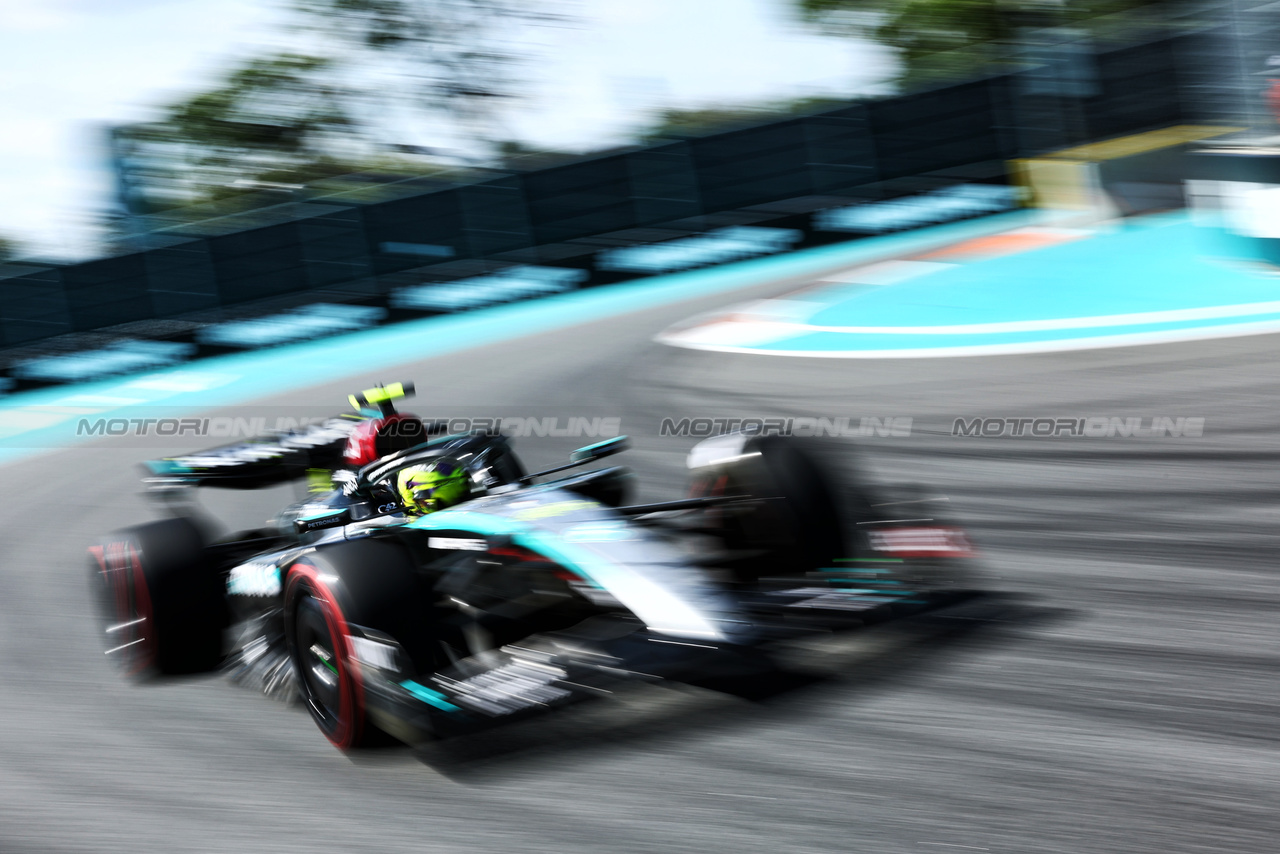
[[396, 460, 469, 516]]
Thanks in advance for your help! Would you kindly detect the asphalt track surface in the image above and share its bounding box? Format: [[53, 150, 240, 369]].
[[3, 266, 1279, 854]]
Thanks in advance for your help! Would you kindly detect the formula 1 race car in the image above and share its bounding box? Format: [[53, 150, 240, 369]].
[[89, 383, 978, 750]]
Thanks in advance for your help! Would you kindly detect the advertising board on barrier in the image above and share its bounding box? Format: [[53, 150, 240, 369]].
[[590, 182, 1019, 281], [813, 185, 1022, 235]]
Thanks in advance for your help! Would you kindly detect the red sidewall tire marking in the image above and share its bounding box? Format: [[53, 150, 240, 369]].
[[93, 540, 157, 675], [286, 563, 364, 750]]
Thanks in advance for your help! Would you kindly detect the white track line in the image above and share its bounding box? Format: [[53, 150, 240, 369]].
[[772, 299, 1280, 335], [659, 317, 1280, 358]]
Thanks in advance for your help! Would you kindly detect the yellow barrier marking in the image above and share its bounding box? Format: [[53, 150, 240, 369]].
[[1036, 125, 1244, 162]]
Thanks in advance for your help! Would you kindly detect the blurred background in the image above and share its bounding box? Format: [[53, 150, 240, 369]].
[[3, 0, 1280, 383], [4, 3, 1280, 853]]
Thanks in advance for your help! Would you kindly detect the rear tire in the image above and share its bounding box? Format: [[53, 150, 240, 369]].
[[88, 517, 226, 676]]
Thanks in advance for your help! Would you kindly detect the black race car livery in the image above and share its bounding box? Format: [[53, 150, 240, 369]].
[[90, 383, 979, 750]]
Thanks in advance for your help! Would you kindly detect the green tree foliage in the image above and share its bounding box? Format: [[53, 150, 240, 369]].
[[125, 0, 562, 211], [0, 236, 23, 263], [285, 0, 553, 134], [155, 53, 360, 198], [793, 0, 1173, 85]]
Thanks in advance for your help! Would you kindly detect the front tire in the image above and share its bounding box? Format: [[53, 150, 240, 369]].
[[283, 538, 435, 750], [284, 565, 365, 749]]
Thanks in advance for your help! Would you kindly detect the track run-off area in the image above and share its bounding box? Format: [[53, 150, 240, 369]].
[[1, 213, 1278, 854], [659, 213, 1280, 357]]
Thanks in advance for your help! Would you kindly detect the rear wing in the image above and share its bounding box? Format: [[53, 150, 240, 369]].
[[142, 416, 363, 490], [141, 381, 422, 491]]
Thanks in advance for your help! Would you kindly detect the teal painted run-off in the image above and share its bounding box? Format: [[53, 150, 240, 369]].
[[745, 215, 1280, 354]]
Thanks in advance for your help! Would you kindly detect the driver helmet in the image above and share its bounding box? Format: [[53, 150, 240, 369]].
[[396, 460, 470, 516]]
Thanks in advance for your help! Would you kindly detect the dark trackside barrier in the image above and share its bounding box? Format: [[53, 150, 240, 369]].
[[0, 29, 1210, 376]]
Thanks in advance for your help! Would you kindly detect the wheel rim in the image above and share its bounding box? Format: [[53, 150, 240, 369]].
[[285, 568, 361, 748], [295, 592, 344, 728]]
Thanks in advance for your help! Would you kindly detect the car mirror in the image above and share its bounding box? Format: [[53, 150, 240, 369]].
[[570, 436, 629, 464]]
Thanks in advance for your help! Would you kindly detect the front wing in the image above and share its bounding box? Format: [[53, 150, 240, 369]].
[[354, 584, 984, 743]]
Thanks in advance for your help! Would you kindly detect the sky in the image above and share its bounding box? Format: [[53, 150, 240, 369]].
[[0, 0, 893, 261]]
